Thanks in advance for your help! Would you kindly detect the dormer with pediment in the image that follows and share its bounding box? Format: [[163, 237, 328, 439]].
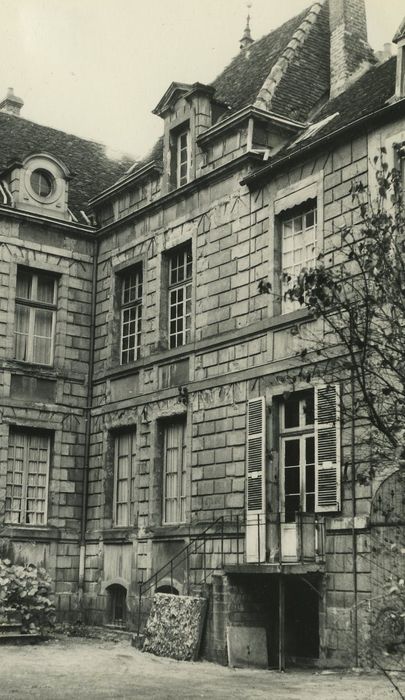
[[1, 152, 72, 220], [153, 81, 228, 194]]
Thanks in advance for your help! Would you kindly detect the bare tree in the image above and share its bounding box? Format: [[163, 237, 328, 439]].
[[283, 146, 405, 473]]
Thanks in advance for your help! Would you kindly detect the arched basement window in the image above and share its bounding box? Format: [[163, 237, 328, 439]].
[[156, 585, 179, 595], [107, 584, 127, 626]]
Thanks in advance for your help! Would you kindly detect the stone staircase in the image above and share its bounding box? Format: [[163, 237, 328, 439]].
[[0, 621, 43, 645]]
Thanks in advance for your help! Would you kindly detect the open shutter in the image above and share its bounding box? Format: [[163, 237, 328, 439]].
[[315, 384, 341, 513], [246, 396, 266, 562]]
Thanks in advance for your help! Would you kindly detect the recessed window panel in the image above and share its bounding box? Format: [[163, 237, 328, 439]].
[[285, 439, 300, 466], [285, 466, 300, 494], [284, 396, 300, 428]]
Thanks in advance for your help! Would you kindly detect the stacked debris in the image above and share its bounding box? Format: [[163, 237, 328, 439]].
[[142, 593, 207, 661]]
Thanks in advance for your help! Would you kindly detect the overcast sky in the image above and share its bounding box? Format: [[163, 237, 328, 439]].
[[0, 0, 403, 162]]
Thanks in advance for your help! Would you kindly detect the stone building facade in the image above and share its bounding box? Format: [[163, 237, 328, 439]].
[[1, 0, 405, 670]]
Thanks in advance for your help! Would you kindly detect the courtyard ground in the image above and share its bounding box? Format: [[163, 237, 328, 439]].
[[0, 636, 404, 700]]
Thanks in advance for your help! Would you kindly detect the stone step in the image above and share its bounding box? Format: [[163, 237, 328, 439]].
[[0, 633, 43, 645], [0, 623, 23, 634]]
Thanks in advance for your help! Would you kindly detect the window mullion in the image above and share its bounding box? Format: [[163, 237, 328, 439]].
[[300, 434, 306, 512], [50, 309, 56, 365], [113, 437, 118, 525], [163, 428, 168, 523], [21, 434, 29, 524], [177, 424, 182, 521], [31, 273, 38, 301], [27, 307, 35, 362], [127, 436, 132, 526]]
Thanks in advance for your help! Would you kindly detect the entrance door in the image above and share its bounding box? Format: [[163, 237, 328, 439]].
[[284, 576, 320, 663]]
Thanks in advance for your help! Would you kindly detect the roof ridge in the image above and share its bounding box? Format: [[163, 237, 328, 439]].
[[254, 1, 325, 112]]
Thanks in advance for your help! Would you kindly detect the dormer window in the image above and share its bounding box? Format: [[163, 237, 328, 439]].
[[3, 153, 71, 221], [176, 128, 191, 187], [30, 169, 55, 199]]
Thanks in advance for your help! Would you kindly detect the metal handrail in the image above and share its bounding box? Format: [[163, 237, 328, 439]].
[[139, 515, 227, 596], [136, 514, 243, 642]]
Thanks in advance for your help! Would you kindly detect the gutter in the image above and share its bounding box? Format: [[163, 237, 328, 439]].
[[197, 104, 306, 148], [78, 236, 98, 599], [89, 107, 305, 209], [0, 203, 95, 237], [89, 161, 162, 207], [94, 151, 264, 238], [241, 96, 405, 187]]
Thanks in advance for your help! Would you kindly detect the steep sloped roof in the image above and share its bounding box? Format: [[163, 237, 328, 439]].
[[287, 56, 397, 154], [246, 57, 400, 181], [0, 112, 133, 218], [211, 6, 312, 112], [124, 4, 328, 179], [269, 2, 330, 121]]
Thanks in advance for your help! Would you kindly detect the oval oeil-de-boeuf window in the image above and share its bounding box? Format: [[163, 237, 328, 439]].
[[30, 169, 54, 198]]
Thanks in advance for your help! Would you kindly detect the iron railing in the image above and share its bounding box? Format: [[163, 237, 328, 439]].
[[136, 515, 244, 639], [135, 511, 325, 639]]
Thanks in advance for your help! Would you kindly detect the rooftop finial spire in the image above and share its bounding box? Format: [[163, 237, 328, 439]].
[[240, 2, 254, 51]]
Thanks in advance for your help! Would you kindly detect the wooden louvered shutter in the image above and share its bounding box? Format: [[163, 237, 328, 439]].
[[246, 397, 266, 562], [315, 384, 341, 513]]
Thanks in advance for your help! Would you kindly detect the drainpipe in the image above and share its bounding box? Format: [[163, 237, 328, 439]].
[[351, 365, 359, 666], [78, 236, 99, 602]]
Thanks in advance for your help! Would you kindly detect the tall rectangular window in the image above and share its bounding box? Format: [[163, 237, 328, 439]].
[[168, 245, 192, 349], [14, 268, 57, 365], [177, 129, 190, 187], [281, 205, 317, 312], [163, 419, 187, 524], [113, 430, 136, 527], [280, 390, 315, 523], [120, 266, 142, 364], [6, 430, 50, 525]]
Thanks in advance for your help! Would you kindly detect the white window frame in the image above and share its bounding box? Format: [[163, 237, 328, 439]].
[[176, 128, 191, 188], [120, 266, 142, 365], [113, 430, 136, 527], [281, 205, 318, 313], [162, 419, 187, 525], [14, 268, 57, 366], [279, 391, 315, 521], [168, 245, 192, 349], [271, 172, 323, 317], [5, 430, 50, 526]]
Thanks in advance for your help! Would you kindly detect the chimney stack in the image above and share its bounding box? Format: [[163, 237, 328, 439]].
[[329, 0, 375, 98], [375, 43, 394, 64], [0, 88, 24, 117]]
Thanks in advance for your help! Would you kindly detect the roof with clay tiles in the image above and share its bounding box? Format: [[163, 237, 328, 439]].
[[0, 111, 133, 218]]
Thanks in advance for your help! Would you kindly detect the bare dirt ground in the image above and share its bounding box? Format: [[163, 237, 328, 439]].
[[0, 636, 404, 700]]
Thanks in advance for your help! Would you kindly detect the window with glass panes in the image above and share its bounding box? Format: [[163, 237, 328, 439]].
[[113, 430, 136, 527], [163, 419, 187, 524], [168, 245, 192, 348], [5, 431, 50, 525], [177, 129, 190, 187], [281, 204, 317, 312], [14, 268, 57, 365], [120, 266, 142, 364], [280, 390, 315, 523]]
